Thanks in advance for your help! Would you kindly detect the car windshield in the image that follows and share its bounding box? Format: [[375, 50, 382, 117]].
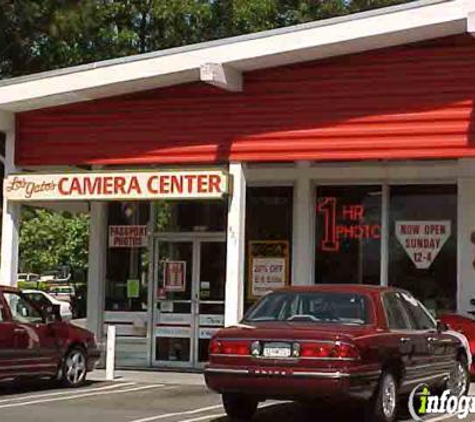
[[244, 291, 370, 325]]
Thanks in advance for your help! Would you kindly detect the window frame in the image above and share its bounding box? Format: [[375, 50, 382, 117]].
[[381, 291, 412, 330], [397, 291, 437, 331]]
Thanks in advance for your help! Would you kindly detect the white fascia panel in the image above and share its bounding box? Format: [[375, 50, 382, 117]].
[[0, 0, 472, 111], [200, 63, 243, 92], [468, 11, 475, 33]]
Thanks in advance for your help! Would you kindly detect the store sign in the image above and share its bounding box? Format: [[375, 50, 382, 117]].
[[126, 279, 140, 298], [395, 221, 451, 269], [199, 328, 220, 340], [156, 326, 190, 338], [317, 197, 381, 252], [248, 241, 289, 300], [109, 225, 148, 248], [251, 257, 286, 297], [4, 170, 229, 202], [163, 261, 186, 292]]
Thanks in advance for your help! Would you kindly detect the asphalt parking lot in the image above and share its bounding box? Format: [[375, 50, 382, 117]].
[[0, 378, 471, 422]]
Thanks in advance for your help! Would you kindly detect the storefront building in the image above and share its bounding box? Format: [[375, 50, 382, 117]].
[[1, 0, 475, 368]]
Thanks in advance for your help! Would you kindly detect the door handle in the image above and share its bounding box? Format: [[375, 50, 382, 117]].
[[427, 336, 438, 343], [13, 328, 26, 334], [400, 337, 411, 343]]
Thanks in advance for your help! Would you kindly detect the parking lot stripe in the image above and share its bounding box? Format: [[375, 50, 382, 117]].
[[0, 383, 165, 409], [130, 400, 283, 422], [177, 413, 226, 422], [176, 404, 288, 422], [130, 404, 224, 422], [0, 382, 137, 404]]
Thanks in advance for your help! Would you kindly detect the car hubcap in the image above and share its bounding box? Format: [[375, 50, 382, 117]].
[[65, 351, 86, 385], [447, 362, 467, 396], [382, 375, 396, 419]]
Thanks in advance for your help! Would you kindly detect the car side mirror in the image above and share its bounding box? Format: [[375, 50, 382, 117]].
[[436, 320, 449, 333], [45, 304, 62, 323]]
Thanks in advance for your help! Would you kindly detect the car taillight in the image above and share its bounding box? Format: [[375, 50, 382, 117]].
[[209, 338, 250, 356], [209, 338, 223, 354], [299, 342, 359, 359]]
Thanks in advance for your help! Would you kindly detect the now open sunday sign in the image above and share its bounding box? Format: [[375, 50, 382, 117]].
[[395, 221, 451, 269]]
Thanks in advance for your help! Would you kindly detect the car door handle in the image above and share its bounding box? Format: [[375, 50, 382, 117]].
[[400, 337, 411, 343], [13, 328, 26, 334], [427, 337, 438, 343]]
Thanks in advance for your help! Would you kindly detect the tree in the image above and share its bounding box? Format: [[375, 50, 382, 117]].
[[0, 0, 418, 79], [19, 207, 90, 276]]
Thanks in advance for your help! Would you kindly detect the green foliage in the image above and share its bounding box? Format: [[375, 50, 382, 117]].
[[17, 280, 50, 291], [19, 207, 90, 276], [1, 0, 418, 79]]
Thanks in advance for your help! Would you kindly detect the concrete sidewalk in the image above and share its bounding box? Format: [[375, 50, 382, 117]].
[[89, 369, 206, 386]]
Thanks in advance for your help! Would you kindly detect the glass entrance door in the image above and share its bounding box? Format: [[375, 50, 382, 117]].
[[152, 236, 225, 368]]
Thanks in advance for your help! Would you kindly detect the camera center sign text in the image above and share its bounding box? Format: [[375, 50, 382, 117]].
[[4, 170, 229, 202]]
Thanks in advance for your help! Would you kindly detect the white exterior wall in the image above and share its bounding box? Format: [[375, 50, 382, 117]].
[[292, 162, 315, 285], [0, 111, 19, 287], [224, 162, 247, 326], [457, 159, 475, 316], [86, 202, 108, 337]]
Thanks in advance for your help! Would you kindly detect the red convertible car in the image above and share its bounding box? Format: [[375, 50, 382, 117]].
[[205, 285, 470, 422], [0, 286, 100, 387], [440, 312, 475, 374]]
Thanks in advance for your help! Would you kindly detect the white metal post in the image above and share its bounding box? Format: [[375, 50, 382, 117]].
[[292, 161, 315, 285], [106, 325, 116, 381], [86, 202, 108, 338], [224, 162, 246, 327], [0, 111, 20, 287]]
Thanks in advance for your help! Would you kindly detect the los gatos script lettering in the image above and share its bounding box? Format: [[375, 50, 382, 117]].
[[5, 177, 57, 199]]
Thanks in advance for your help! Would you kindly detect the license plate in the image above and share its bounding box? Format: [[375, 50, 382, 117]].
[[263, 343, 291, 358]]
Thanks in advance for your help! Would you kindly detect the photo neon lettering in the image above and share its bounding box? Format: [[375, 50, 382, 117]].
[[317, 197, 381, 252]]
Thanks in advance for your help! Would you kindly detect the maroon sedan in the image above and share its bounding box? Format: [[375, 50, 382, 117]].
[[0, 286, 100, 387], [205, 285, 469, 422]]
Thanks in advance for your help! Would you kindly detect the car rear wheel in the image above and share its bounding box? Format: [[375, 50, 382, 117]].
[[222, 393, 258, 420], [60, 347, 87, 388], [366, 371, 398, 422]]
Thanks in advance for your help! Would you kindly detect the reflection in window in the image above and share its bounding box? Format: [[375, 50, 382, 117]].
[[4, 292, 43, 324], [245, 187, 293, 309], [106, 202, 150, 312], [154, 201, 226, 232], [389, 185, 457, 315], [315, 186, 381, 285]]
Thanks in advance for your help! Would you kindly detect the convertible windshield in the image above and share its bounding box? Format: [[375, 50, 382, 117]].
[[244, 291, 370, 325]]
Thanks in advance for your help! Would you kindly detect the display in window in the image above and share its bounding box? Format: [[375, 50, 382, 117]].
[[109, 225, 148, 248], [315, 186, 381, 285], [395, 221, 451, 269], [389, 185, 457, 315], [317, 197, 381, 252], [163, 261, 187, 292], [248, 240, 289, 299]]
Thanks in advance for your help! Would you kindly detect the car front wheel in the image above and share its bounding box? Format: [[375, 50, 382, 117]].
[[222, 393, 258, 420], [366, 371, 398, 422], [60, 347, 88, 388], [446, 356, 470, 397]]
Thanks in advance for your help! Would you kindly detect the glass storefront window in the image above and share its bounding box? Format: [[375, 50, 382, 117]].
[[245, 187, 293, 308], [105, 202, 150, 311], [154, 201, 226, 232], [389, 185, 457, 315], [315, 186, 382, 285]]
